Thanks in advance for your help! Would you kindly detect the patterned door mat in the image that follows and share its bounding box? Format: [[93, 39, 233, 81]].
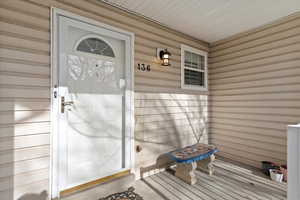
[[99, 187, 143, 200]]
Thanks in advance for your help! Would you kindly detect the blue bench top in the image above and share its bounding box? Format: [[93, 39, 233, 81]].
[[168, 143, 219, 164]]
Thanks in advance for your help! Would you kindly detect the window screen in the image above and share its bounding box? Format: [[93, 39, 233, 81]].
[[182, 48, 207, 89]]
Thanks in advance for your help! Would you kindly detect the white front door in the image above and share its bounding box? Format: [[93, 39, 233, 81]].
[[55, 15, 133, 192]]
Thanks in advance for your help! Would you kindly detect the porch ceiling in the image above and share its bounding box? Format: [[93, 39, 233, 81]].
[[101, 0, 300, 42]]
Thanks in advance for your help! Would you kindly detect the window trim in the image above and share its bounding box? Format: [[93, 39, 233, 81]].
[[181, 44, 208, 91]]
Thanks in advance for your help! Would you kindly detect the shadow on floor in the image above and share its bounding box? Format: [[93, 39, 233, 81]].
[[18, 191, 48, 200]]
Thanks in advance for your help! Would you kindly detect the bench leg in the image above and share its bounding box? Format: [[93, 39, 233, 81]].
[[175, 162, 197, 185], [197, 155, 215, 176]]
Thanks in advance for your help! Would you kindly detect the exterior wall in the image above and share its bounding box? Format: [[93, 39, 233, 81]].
[[209, 12, 300, 168], [0, 0, 209, 199]]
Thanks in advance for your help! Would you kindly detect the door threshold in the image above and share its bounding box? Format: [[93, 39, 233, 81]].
[[60, 170, 131, 197]]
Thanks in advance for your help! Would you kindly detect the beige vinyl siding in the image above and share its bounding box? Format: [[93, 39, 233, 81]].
[[0, 0, 208, 199], [209, 12, 300, 168], [134, 93, 208, 178]]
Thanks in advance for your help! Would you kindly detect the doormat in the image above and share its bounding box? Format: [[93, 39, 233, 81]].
[[99, 187, 143, 200]]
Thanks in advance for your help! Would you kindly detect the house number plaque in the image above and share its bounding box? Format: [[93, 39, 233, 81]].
[[137, 63, 151, 71]]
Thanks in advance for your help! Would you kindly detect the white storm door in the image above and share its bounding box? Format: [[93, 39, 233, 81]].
[[57, 16, 132, 191]]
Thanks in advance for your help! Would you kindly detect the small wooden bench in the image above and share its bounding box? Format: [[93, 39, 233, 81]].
[[168, 143, 218, 185]]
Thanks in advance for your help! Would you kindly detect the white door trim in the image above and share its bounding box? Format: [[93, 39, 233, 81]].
[[50, 8, 135, 199]]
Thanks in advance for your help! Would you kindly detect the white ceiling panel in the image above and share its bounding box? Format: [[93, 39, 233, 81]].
[[101, 0, 300, 42]]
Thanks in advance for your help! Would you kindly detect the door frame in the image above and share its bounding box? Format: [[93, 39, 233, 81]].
[[50, 8, 135, 199]]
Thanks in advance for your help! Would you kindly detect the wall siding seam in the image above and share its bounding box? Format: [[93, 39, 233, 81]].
[[210, 127, 286, 139], [210, 49, 300, 69], [211, 90, 300, 96], [210, 110, 300, 118], [0, 58, 50, 68], [210, 81, 300, 91], [214, 143, 286, 163], [0, 45, 49, 56], [0, 17, 50, 32], [0, 84, 49, 90], [0, 4, 50, 20], [209, 57, 300, 74], [0, 71, 50, 79], [209, 65, 300, 80], [208, 121, 286, 132], [0, 30, 49, 44], [210, 30, 300, 58], [209, 115, 296, 123]]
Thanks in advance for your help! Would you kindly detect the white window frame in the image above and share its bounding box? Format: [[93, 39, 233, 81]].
[[181, 44, 208, 91]]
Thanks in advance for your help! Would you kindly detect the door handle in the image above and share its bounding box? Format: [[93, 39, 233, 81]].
[[61, 96, 74, 113]]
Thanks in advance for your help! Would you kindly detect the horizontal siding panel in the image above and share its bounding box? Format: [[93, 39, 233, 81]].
[[211, 137, 286, 160], [210, 64, 300, 84], [135, 118, 203, 132], [0, 34, 49, 53], [0, 48, 49, 64], [214, 144, 285, 165], [210, 127, 286, 146], [0, 7, 50, 31], [136, 106, 206, 116], [0, 122, 50, 138], [0, 21, 49, 42], [135, 93, 207, 101], [0, 111, 50, 124], [216, 152, 261, 168], [0, 101, 50, 112], [210, 76, 300, 90], [0, 156, 49, 178], [0, 0, 50, 19], [210, 106, 300, 116], [135, 99, 207, 108], [210, 84, 300, 96], [136, 125, 205, 139], [209, 123, 286, 138], [0, 60, 50, 75], [135, 71, 180, 82], [210, 92, 300, 101], [209, 117, 288, 131], [0, 168, 49, 192], [136, 112, 206, 124], [0, 74, 49, 87], [135, 76, 180, 89], [210, 42, 300, 68], [0, 145, 50, 165], [209, 100, 300, 108], [210, 51, 300, 74], [0, 134, 50, 151], [0, 87, 50, 98]]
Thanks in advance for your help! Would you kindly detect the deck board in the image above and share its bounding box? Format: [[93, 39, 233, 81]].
[[62, 159, 287, 200]]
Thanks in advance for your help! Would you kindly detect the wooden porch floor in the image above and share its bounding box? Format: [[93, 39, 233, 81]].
[[62, 159, 287, 200], [134, 159, 286, 200]]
